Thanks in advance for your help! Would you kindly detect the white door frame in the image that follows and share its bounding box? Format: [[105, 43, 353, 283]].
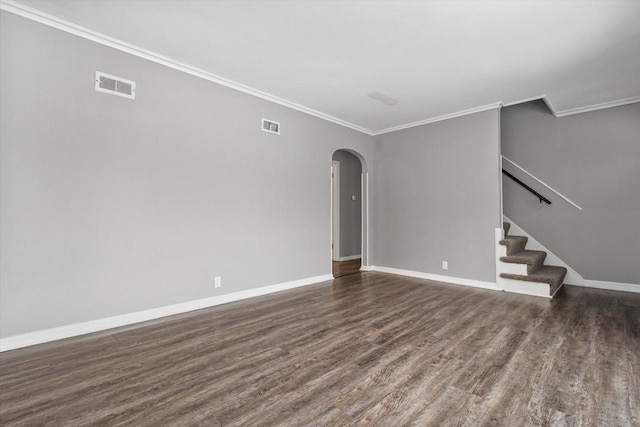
[[330, 151, 370, 272], [361, 171, 369, 268], [331, 161, 340, 261]]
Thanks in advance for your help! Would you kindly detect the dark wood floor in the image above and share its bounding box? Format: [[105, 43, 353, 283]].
[[332, 258, 361, 278], [1, 272, 639, 426]]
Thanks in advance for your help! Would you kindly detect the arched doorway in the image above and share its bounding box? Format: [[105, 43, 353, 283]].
[[331, 149, 368, 278]]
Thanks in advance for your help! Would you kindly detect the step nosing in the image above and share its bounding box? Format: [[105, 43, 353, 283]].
[[501, 235, 527, 240], [500, 265, 567, 287], [500, 251, 547, 264], [500, 258, 538, 265]]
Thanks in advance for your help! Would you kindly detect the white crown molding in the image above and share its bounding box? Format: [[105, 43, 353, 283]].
[[581, 279, 640, 294], [502, 94, 547, 107], [541, 97, 559, 116], [0, 0, 372, 135], [510, 95, 640, 118], [503, 94, 640, 118], [551, 96, 640, 117], [0, 273, 333, 352], [371, 266, 499, 290], [542, 95, 640, 118], [371, 102, 503, 136]]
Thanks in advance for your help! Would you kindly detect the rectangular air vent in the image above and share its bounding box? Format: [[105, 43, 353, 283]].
[[95, 71, 136, 100], [261, 118, 280, 135]]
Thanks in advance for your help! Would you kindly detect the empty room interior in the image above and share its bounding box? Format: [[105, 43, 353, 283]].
[[1, 0, 639, 425]]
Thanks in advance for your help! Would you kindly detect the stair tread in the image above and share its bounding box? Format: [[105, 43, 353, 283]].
[[499, 235, 528, 256], [500, 266, 567, 296], [500, 250, 547, 274], [500, 250, 546, 264], [499, 235, 527, 244]]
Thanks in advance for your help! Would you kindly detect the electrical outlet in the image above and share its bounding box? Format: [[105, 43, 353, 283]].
[[214, 276, 221, 288], [442, 261, 448, 270]]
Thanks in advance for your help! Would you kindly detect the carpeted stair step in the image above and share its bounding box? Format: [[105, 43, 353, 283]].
[[503, 222, 511, 237], [499, 235, 528, 256], [500, 265, 567, 297], [500, 250, 547, 275]]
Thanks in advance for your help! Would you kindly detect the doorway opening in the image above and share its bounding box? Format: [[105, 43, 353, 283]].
[[331, 149, 368, 278]]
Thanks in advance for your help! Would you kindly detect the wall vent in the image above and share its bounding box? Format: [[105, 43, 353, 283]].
[[261, 118, 280, 135], [95, 71, 136, 100]]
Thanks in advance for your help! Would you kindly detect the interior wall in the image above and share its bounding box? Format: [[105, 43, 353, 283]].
[[331, 150, 362, 258], [502, 100, 640, 284], [373, 109, 502, 283], [0, 12, 373, 339]]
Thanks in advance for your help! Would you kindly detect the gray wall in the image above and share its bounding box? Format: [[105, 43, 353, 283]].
[[0, 12, 373, 338], [373, 109, 502, 283], [332, 150, 362, 258], [502, 100, 640, 284]]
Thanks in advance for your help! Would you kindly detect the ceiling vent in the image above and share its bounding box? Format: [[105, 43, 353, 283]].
[[95, 71, 136, 100], [367, 91, 398, 106], [261, 118, 280, 135]]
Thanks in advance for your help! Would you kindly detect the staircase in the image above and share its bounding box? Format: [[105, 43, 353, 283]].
[[498, 222, 566, 298]]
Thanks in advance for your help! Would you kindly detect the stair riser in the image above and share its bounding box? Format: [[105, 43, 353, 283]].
[[529, 257, 545, 274], [497, 245, 507, 258], [500, 261, 528, 276], [501, 258, 545, 275], [498, 277, 552, 298], [506, 239, 527, 255]]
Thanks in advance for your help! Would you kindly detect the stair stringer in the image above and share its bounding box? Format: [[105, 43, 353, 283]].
[[503, 216, 583, 286]]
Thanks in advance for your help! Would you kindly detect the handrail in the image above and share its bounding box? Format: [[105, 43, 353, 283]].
[[502, 169, 551, 204], [501, 156, 583, 211]]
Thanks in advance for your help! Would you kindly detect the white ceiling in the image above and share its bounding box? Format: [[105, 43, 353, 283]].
[[6, 0, 640, 134]]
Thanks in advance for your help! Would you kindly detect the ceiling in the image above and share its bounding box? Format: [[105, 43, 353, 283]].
[[5, 0, 640, 134]]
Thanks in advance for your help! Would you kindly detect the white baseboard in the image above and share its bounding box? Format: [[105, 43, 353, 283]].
[[337, 254, 362, 261], [371, 266, 499, 291], [580, 279, 640, 294], [360, 265, 374, 271], [0, 274, 333, 352]]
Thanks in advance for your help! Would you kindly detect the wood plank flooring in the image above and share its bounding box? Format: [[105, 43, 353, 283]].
[[332, 258, 362, 278], [1, 272, 639, 426]]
